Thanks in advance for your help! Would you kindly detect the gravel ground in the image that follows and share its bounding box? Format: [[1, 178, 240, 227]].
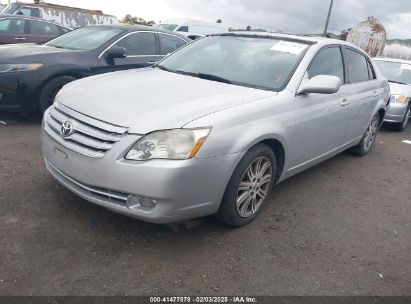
[[0, 112, 410, 296]]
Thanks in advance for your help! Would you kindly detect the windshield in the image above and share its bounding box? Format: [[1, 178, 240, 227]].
[[157, 24, 178, 31], [45, 27, 123, 51], [157, 35, 309, 91], [374, 60, 411, 85], [1, 3, 18, 14]]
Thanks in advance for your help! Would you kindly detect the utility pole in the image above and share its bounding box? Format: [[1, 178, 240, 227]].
[[323, 0, 334, 37]]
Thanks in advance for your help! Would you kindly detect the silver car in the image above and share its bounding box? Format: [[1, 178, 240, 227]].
[[41, 33, 389, 227], [373, 58, 411, 131]]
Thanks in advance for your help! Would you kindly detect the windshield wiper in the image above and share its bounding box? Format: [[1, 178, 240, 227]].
[[388, 79, 408, 85], [48, 45, 66, 49], [155, 65, 174, 72], [195, 73, 232, 84], [155, 66, 232, 84]]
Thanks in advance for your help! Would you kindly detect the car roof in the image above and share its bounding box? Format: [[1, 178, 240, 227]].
[[0, 13, 72, 28], [214, 31, 366, 51], [373, 57, 411, 64], [85, 24, 191, 41]]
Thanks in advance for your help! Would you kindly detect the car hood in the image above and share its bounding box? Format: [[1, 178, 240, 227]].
[[0, 44, 72, 62], [58, 68, 276, 134], [389, 82, 411, 96]]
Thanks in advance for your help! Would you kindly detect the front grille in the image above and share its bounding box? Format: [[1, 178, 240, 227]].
[[46, 160, 128, 206], [45, 103, 127, 158]]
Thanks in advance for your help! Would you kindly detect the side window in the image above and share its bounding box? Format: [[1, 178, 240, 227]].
[[345, 48, 370, 83], [115, 32, 156, 56], [0, 19, 11, 32], [0, 18, 26, 34], [30, 20, 60, 35], [158, 34, 186, 55], [177, 26, 189, 32], [307, 47, 345, 82]]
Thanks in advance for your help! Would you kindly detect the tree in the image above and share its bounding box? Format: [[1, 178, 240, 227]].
[[246, 25, 251, 31], [121, 14, 156, 26], [216, 19, 222, 23]]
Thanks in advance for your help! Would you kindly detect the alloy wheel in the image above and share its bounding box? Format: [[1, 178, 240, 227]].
[[236, 156, 273, 218], [402, 108, 410, 129], [364, 116, 378, 151]]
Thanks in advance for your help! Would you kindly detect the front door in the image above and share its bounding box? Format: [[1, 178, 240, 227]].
[[99, 32, 162, 74], [288, 46, 351, 171]]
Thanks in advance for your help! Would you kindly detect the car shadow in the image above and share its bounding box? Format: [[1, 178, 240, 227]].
[[0, 111, 42, 126]]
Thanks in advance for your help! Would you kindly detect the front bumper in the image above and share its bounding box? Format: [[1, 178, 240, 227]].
[[0, 72, 42, 113], [384, 102, 409, 123], [42, 127, 243, 224]]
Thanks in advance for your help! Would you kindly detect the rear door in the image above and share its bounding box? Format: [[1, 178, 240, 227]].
[[0, 18, 30, 44], [341, 47, 380, 143], [291, 45, 351, 167], [28, 19, 63, 43]]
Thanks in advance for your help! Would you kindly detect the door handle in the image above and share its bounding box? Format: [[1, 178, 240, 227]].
[[372, 90, 379, 97], [147, 61, 158, 65], [341, 99, 351, 107], [14, 37, 27, 40]]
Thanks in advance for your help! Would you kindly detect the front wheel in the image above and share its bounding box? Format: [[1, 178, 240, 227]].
[[393, 106, 410, 132], [217, 144, 276, 227], [38, 76, 76, 114], [350, 113, 380, 156]]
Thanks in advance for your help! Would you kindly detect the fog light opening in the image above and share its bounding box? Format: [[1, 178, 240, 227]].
[[126, 195, 157, 209], [139, 197, 158, 208]]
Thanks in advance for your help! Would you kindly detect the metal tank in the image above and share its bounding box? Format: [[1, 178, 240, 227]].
[[346, 17, 387, 57]]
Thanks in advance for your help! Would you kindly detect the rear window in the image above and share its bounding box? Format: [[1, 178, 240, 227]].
[[30, 20, 60, 35], [177, 26, 189, 32], [157, 24, 178, 31], [345, 48, 370, 83], [158, 34, 186, 55]]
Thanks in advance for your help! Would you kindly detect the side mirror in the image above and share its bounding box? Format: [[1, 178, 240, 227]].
[[105, 46, 127, 59], [297, 75, 342, 95]]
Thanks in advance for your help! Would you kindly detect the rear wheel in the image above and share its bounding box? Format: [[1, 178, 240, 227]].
[[38, 76, 76, 113], [350, 113, 380, 156], [217, 144, 276, 227], [393, 106, 410, 132]]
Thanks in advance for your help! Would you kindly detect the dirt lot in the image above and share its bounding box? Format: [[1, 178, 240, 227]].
[[0, 112, 410, 296]]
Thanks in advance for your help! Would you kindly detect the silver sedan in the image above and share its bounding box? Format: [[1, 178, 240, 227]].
[[41, 33, 390, 226], [373, 58, 411, 131]]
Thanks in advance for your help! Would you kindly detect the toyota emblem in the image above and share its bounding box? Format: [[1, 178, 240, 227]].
[[60, 121, 74, 138]]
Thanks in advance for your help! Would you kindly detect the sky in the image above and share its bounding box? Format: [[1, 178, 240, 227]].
[[3, 0, 411, 39]]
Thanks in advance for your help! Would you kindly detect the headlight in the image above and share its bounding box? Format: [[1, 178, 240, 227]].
[[0, 63, 43, 73], [125, 128, 211, 161], [391, 95, 408, 104]]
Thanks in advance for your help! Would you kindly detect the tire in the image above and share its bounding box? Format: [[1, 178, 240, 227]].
[[393, 106, 410, 132], [350, 113, 380, 156], [38, 76, 76, 113], [217, 143, 276, 227]]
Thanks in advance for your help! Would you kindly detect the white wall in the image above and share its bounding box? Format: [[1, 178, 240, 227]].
[[383, 44, 411, 60]]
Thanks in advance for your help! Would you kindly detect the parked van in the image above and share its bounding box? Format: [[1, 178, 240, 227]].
[[1, 1, 119, 28], [157, 18, 228, 39]]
